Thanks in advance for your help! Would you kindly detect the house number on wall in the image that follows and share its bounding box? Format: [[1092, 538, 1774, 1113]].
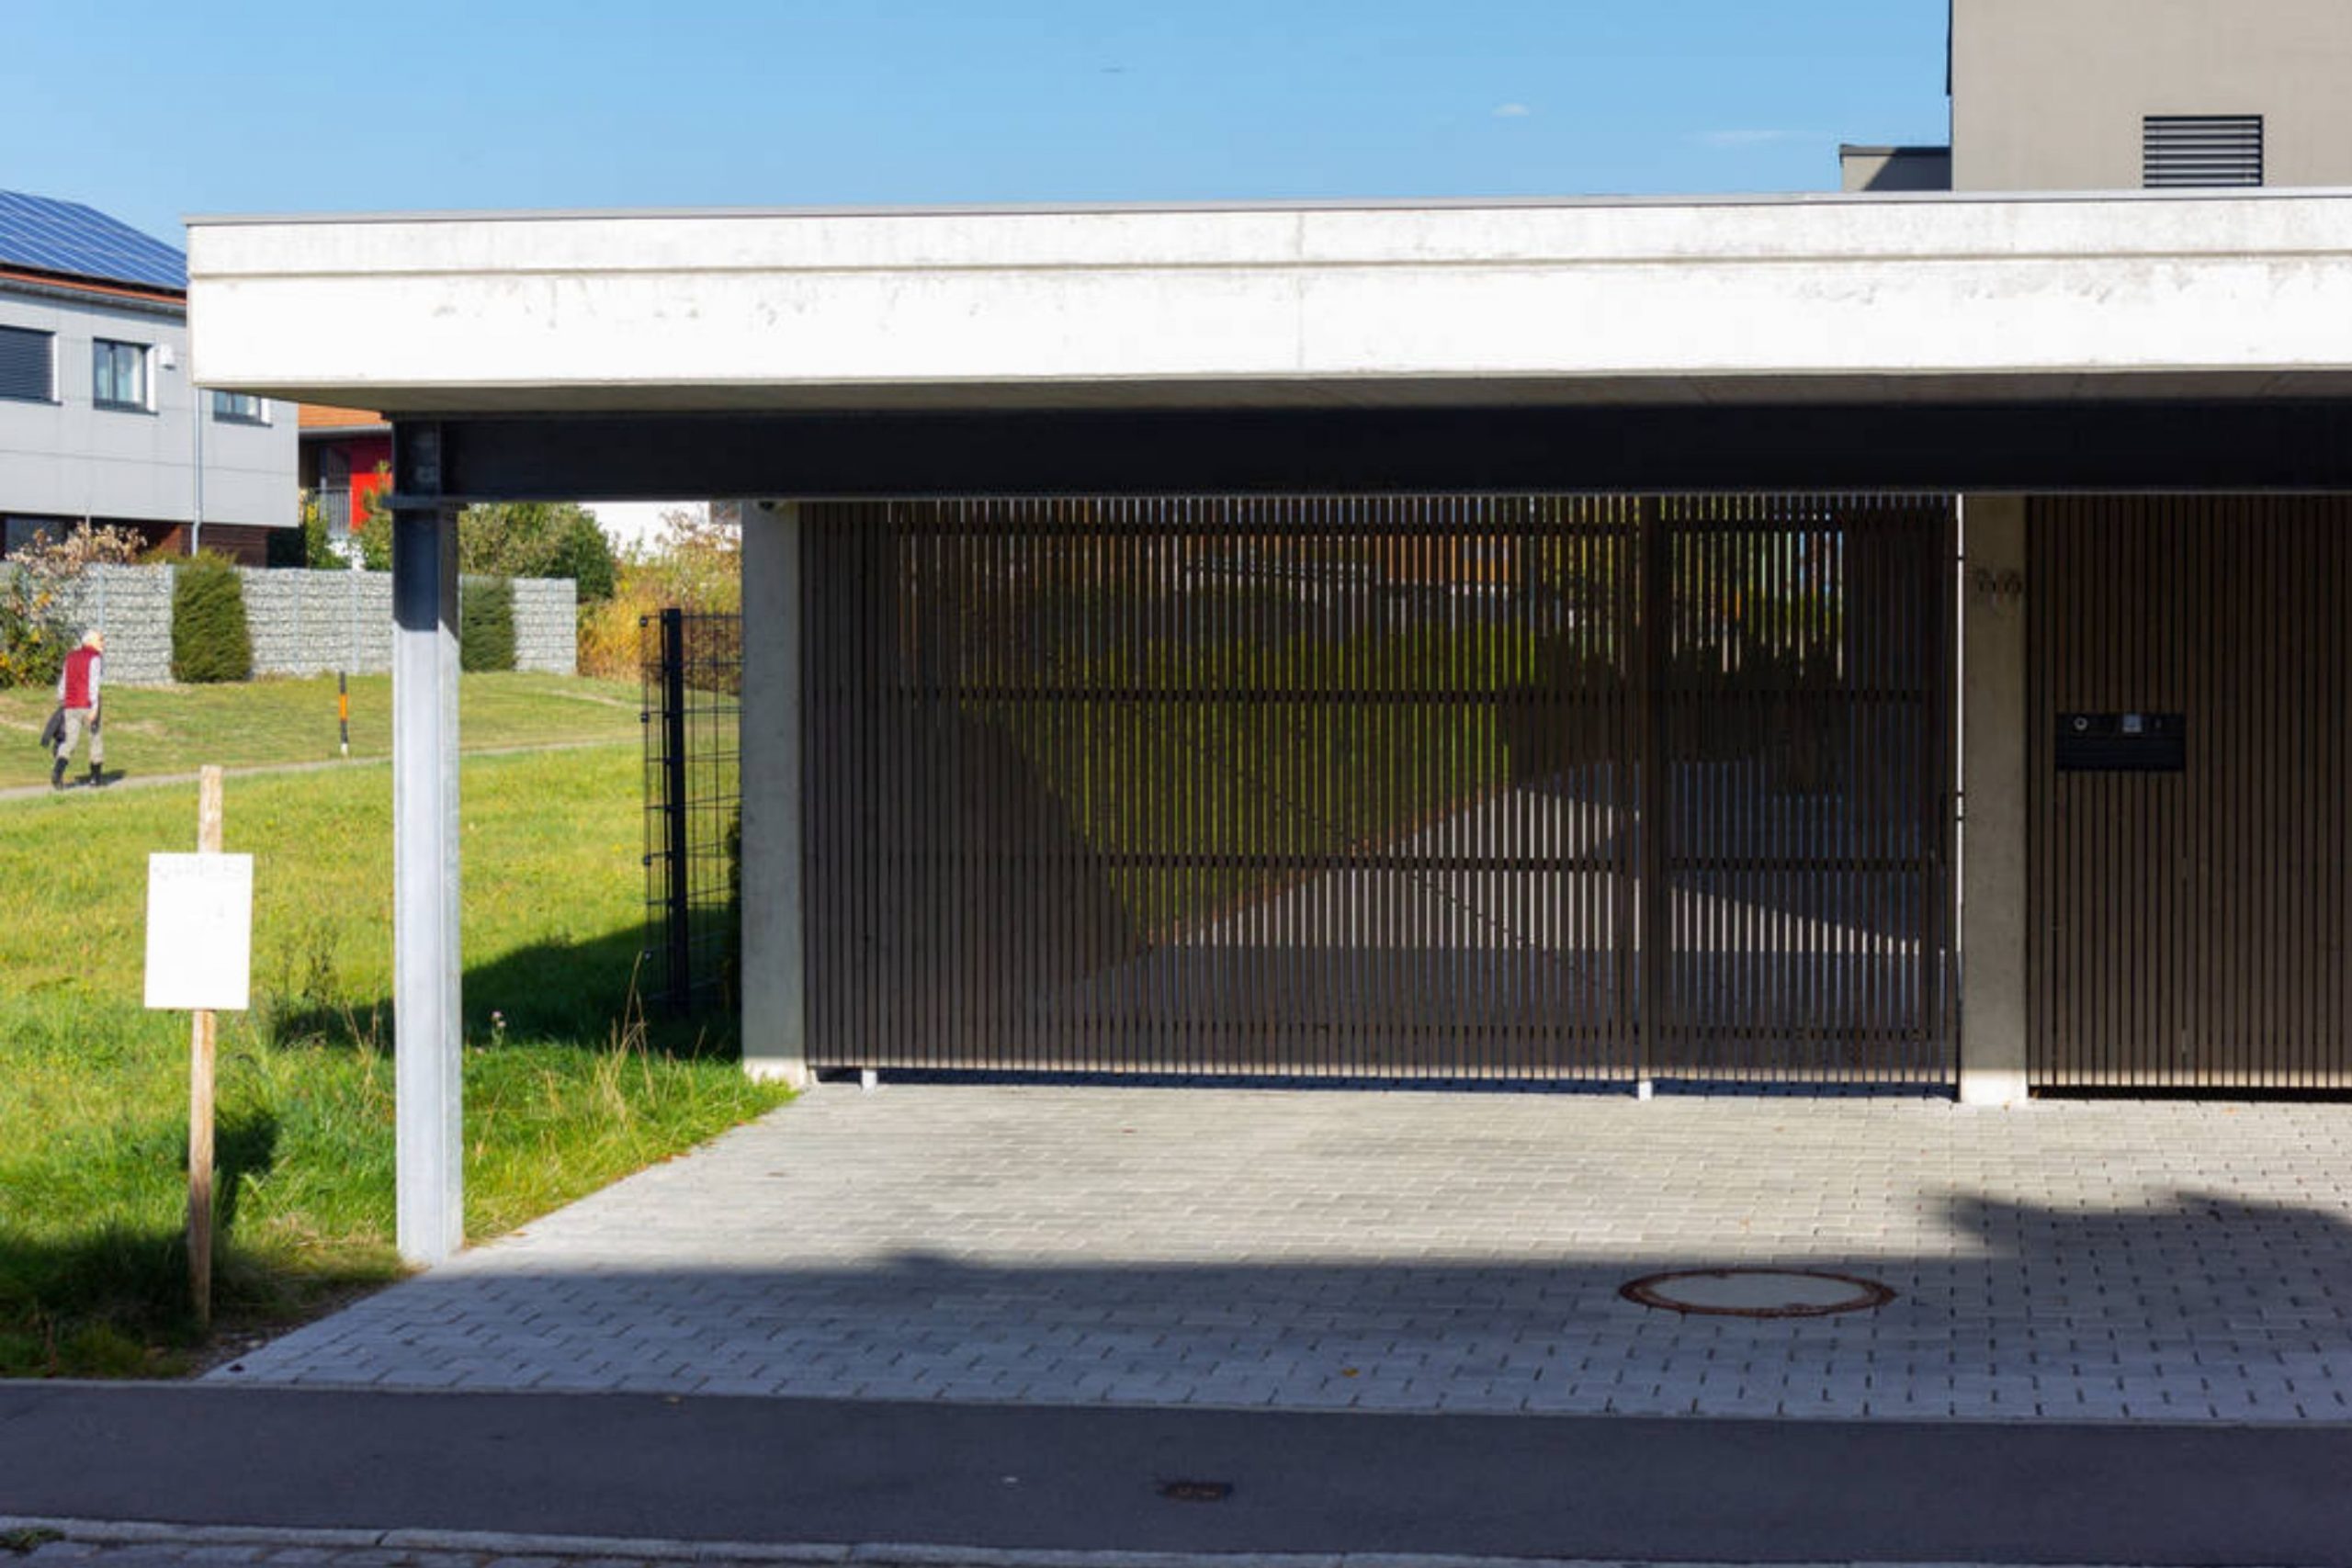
[[1968, 565, 2025, 604]]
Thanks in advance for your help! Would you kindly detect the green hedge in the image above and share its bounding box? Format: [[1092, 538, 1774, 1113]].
[[460, 576, 516, 672], [170, 554, 253, 683]]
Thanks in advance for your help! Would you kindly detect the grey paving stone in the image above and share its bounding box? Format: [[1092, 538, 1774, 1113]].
[[207, 1087, 2352, 1423]]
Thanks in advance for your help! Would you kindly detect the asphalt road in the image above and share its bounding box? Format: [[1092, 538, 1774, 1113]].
[[3, 1383, 2350, 1565]]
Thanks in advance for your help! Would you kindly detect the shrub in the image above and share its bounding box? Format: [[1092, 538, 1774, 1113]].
[[548, 510, 618, 604], [458, 502, 617, 603], [578, 508, 740, 682], [171, 553, 254, 682], [460, 576, 517, 672], [269, 493, 340, 569], [0, 524, 142, 688], [355, 479, 394, 572], [0, 569, 66, 690]]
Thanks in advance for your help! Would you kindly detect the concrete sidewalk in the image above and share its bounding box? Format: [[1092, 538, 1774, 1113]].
[[6, 1383, 2352, 1565]]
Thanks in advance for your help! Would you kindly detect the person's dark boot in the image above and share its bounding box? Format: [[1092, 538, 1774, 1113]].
[[85, 763, 103, 788], [50, 756, 65, 790]]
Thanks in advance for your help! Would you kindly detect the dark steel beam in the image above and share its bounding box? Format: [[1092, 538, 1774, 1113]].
[[390, 400, 2352, 503]]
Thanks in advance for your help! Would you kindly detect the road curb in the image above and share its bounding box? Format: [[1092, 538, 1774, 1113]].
[[0, 1516, 2104, 1568]]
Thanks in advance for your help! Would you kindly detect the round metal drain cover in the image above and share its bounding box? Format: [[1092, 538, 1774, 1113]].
[[1620, 1268, 1895, 1318]]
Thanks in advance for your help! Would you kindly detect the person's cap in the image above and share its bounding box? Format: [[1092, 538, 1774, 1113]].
[[84, 629, 105, 649]]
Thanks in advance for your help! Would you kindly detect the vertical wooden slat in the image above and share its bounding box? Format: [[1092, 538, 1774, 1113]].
[[2030, 494, 2352, 1090]]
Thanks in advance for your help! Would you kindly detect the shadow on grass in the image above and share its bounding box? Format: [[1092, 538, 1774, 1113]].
[[258, 922, 734, 1062], [0, 1110, 310, 1379]]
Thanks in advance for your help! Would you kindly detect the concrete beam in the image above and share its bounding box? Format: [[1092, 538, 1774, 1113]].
[[390, 447, 464, 1260], [188, 190, 2352, 415], [740, 501, 807, 1087], [1959, 494, 2030, 1106]]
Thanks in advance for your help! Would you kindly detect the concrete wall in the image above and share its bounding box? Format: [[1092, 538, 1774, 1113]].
[[1958, 496, 2030, 1105], [0, 280, 296, 532], [35, 563, 573, 683], [1953, 0, 2352, 191]]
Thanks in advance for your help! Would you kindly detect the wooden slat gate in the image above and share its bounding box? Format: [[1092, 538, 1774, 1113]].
[[802, 494, 1955, 1084], [2030, 495, 2352, 1089]]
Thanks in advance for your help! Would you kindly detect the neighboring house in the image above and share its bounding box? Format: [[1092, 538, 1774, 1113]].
[[297, 402, 391, 547], [1845, 0, 2352, 192], [0, 189, 296, 564]]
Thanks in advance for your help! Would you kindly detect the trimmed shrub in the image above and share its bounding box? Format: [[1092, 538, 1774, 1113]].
[[170, 554, 254, 683], [457, 502, 617, 603], [460, 576, 517, 672], [548, 510, 618, 604]]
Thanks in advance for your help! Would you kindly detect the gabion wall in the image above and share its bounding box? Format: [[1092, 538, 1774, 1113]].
[[42, 564, 576, 683]]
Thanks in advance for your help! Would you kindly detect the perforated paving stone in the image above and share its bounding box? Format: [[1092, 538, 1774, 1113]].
[[210, 1086, 2352, 1422]]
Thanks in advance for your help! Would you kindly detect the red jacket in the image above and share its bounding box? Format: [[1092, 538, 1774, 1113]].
[[60, 646, 101, 710]]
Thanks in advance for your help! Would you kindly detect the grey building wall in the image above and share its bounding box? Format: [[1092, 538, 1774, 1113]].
[[1840, 146, 1955, 193], [34, 564, 573, 683], [1951, 0, 2352, 191], [0, 280, 296, 534]]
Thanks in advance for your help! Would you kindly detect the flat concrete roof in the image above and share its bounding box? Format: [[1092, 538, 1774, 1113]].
[[187, 189, 2352, 414], [185, 184, 2352, 223]]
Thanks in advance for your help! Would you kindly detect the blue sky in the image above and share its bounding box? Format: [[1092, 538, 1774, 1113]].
[[6, 1, 1951, 247]]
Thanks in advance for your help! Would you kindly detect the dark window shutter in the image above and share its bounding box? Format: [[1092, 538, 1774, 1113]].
[[0, 325, 52, 401], [2143, 116, 2264, 187]]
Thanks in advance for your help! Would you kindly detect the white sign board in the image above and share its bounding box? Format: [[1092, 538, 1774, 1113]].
[[144, 853, 254, 1011]]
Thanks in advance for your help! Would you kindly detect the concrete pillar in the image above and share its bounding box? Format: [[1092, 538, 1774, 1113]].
[[1959, 494, 2030, 1106], [740, 500, 808, 1087], [391, 494, 464, 1259]]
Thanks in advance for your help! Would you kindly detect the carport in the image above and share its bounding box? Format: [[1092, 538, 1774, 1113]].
[[187, 188, 2352, 1262]]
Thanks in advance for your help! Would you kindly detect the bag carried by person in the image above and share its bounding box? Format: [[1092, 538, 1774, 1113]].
[[39, 705, 63, 749]]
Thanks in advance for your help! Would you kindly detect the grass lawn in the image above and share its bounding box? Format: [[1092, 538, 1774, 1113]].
[[0, 739, 786, 1379], [0, 671, 641, 790]]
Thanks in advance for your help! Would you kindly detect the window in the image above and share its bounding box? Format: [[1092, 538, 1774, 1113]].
[[210, 389, 267, 424], [2143, 116, 2264, 188], [0, 325, 53, 403], [5, 516, 67, 557], [92, 339, 148, 411]]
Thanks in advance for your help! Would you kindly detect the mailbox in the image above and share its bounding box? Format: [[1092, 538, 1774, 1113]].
[[2056, 712, 2186, 773]]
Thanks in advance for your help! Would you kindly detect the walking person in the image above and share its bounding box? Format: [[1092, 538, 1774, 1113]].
[[51, 629, 105, 789]]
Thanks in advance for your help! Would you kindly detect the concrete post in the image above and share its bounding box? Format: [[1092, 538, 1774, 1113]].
[[391, 498, 464, 1259], [1959, 494, 2030, 1106], [740, 500, 808, 1087]]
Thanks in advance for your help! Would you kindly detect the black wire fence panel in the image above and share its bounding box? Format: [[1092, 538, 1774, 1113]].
[[798, 495, 1956, 1084], [641, 608, 742, 1013]]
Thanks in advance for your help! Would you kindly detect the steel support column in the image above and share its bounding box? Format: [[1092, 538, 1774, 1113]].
[[391, 423, 464, 1261]]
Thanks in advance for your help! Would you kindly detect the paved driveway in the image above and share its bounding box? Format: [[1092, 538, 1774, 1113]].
[[214, 1086, 2352, 1422]]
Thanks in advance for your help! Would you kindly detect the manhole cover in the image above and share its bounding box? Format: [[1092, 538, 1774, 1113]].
[[1620, 1268, 1895, 1318]]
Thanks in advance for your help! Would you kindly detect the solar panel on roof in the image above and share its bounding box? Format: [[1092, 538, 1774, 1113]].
[[0, 190, 186, 291]]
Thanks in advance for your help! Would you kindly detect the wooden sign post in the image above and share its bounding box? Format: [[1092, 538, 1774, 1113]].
[[143, 766, 251, 1333], [188, 768, 222, 1329]]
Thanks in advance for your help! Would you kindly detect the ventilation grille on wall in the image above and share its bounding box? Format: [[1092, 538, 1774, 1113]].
[[2143, 115, 2264, 187]]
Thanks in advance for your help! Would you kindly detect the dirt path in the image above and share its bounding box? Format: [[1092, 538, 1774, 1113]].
[[0, 738, 633, 803]]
